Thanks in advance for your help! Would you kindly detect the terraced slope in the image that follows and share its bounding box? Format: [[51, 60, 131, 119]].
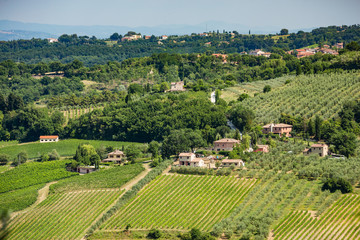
[[236, 72, 360, 123], [100, 175, 257, 232]]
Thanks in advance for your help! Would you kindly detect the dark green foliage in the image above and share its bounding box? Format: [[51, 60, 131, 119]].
[[330, 130, 357, 157], [162, 128, 206, 158], [13, 151, 27, 166], [228, 105, 255, 132], [322, 178, 353, 193], [180, 228, 215, 240], [66, 93, 226, 144], [280, 29, 289, 35], [125, 145, 141, 163], [238, 93, 250, 102], [0, 154, 10, 165], [263, 85, 271, 93], [147, 228, 162, 239], [74, 144, 100, 168]]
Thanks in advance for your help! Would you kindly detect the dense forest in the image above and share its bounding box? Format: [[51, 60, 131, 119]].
[[0, 25, 359, 65]]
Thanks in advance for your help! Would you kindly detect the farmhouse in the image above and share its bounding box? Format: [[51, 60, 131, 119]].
[[169, 81, 185, 91], [39, 135, 59, 143], [249, 49, 271, 57], [77, 166, 96, 174], [213, 138, 240, 151], [221, 159, 244, 167], [303, 144, 329, 157], [47, 38, 58, 43], [254, 144, 269, 153], [262, 123, 292, 137], [102, 150, 125, 164], [178, 153, 205, 167]]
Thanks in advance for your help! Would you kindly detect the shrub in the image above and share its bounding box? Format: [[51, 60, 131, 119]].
[[0, 154, 10, 165], [147, 228, 162, 239], [322, 177, 353, 194]]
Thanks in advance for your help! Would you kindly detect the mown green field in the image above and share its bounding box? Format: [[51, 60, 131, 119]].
[[221, 75, 291, 102], [99, 175, 257, 232], [0, 139, 144, 159]]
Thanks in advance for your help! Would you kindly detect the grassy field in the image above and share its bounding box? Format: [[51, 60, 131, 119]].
[[0, 139, 144, 159], [50, 164, 145, 193], [0, 141, 19, 148], [229, 72, 360, 123], [99, 175, 257, 232], [273, 194, 360, 240], [221, 76, 291, 102], [0, 184, 43, 212]]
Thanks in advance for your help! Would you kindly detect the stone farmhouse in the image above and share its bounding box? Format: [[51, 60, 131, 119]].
[[102, 150, 125, 164], [254, 145, 269, 153], [169, 81, 185, 92], [303, 144, 329, 157], [178, 153, 205, 167], [213, 138, 240, 151], [39, 135, 59, 143], [77, 166, 96, 174], [262, 123, 292, 137], [221, 159, 244, 167]]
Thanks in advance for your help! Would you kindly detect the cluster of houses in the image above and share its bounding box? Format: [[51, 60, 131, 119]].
[[287, 43, 343, 58], [249, 49, 272, 58], [169, 81, 186, 92]]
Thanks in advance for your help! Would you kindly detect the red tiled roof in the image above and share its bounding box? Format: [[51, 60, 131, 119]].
[[311, 144, 327, 148], [108, 150, 124, 155], [262, 123, 293, 128], [40, 135, 58, 139], [222, 159, 244, 163], [214, 138, 240, 143], [179, 153, 195, 157], [191, 158, 203, 162]]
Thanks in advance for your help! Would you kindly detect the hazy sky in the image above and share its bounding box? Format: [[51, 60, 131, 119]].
[[0, 0, 359, 28]]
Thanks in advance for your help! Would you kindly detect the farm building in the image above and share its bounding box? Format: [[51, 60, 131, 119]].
[[262, 123, 292, 137], [303, 144, 329, 157], [77, 166, 96, 174], [254, 145, 269, 153], [178, 153, 205, 167], [221, 159, 244, 167], [169, 81, 185, 91], [213, 138, 240, 151], [39, 135, 59, 143], [102, 150, 125, 164]]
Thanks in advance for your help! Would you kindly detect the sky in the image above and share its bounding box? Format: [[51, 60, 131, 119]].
[[0, 0, 359, 29]]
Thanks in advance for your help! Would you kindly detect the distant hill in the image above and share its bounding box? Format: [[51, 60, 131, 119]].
[[0, 29, 57, 41], [0, 19, 313, 40]]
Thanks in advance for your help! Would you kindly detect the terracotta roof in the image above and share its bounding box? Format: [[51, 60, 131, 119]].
[[257, 145, 268, 148], [179, 153, 195, 157], [303, 148, 310, 153], [191, 158, 204, 162], [214, 138, 240, 143], [40, 135, 58, 139], [222, 159, 244, 163], [108, 150, 124, 155], [311, 144, 327, 148], [262, 123, 293, 128]]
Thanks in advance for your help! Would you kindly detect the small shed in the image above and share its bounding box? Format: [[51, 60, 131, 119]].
[[77, 166, 96, 174], [40, 135, 59, 143], [221, 159, 244, 167]]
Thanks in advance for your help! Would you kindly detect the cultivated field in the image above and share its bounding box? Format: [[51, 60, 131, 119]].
[[99, 175, 257, 232], [273, 194, 360, 240], [225, 72, 360, 123], [5, 190, 124, 240], [0, 139, 144, 159]]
